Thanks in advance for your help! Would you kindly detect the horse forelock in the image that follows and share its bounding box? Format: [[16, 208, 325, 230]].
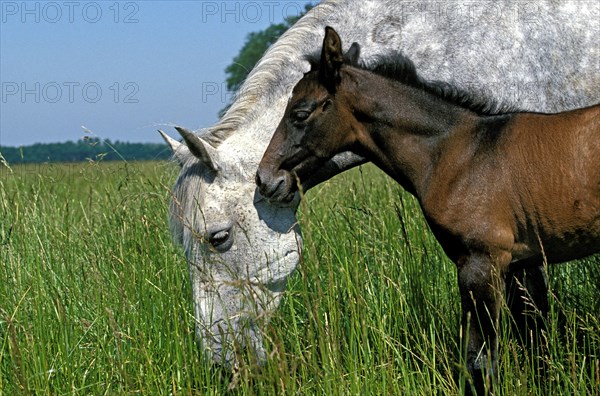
[[168, 159, 209, 245], [168, 146, 255, 240]]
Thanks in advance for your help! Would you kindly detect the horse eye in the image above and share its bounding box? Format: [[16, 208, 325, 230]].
[[209, 230, 231, 250]]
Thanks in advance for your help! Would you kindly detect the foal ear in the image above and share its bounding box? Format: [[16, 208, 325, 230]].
[[344, 42, 361, 66], [320, 26, 344, 92]]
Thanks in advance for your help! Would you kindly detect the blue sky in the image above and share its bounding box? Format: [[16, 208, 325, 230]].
[[0, 1, 316, 147]]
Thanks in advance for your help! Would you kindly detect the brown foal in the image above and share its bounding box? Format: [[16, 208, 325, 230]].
[[256, 27, 600, 394]]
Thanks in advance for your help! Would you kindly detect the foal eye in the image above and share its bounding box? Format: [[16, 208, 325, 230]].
[[292, 110, 310, 123]]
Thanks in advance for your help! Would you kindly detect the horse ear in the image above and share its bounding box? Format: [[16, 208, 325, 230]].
[[158, 129, 188, 166], [174, 126, 220, 172], [320, 26, 344, 92], [344, 42, 361, 66]]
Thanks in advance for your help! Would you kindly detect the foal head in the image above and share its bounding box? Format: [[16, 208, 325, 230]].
[[256, 27, 361, 202]]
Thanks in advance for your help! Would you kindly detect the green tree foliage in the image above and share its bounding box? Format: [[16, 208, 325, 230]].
[[224, 3, 314, 94]]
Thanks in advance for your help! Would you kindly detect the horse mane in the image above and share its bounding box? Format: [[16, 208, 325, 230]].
[[201, 1, 342, 147], [306, 50, 516, 116]]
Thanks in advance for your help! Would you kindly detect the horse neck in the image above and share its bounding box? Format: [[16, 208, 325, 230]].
[[342, 68, 482, 197]]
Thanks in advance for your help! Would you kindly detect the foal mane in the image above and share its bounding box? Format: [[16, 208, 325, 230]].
[[366, 53, 516, 116], [307, 50, 516, 116]]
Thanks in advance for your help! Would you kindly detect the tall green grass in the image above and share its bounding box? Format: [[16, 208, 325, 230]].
[[1, 162, 598, 394]]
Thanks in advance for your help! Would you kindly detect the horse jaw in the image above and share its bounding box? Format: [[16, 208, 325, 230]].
[[186, 194, 302, 368], [190, 274, 288, 368]]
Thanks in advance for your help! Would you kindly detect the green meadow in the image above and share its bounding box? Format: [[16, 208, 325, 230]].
[[1, 161, 598, 395]]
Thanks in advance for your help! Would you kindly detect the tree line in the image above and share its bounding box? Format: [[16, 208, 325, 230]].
[[0, 138, 171, 164]]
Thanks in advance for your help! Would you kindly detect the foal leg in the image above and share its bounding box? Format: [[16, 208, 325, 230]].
[[505, 261, 549, 373], [505, 261, 549, 340], [458, 252, 506, 395]]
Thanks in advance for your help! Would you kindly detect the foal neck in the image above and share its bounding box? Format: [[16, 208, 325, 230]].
[[341, 67, 492, 196]]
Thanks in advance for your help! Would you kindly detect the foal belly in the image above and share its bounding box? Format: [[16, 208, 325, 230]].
[[512, 190, 600, 264], [508, 109, 600, 263]]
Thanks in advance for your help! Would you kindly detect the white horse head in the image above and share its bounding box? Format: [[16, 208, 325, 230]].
[[159, 126, 300, 366], [161, 0, 599, 368]]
